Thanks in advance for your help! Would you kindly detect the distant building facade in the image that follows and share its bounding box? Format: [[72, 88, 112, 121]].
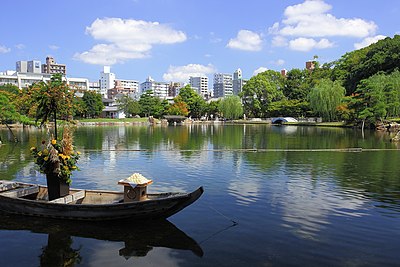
[[42, 56, 66, 75], [108, 79, 140, 99], [140, 76, 169, 99], [0, 71, 88, 90], [189, 76, 209, 98], [213, 73, 233, 98], [16, 60, 41, 74], [306, 61, 315, 72], [233, 68, 247, 95], [100, 66, 115, 98], [168, 82, 183, 97]]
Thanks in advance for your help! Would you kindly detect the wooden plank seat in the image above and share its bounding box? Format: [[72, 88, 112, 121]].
[[50, 190, 86, 204], [0, 185, 39, 198]]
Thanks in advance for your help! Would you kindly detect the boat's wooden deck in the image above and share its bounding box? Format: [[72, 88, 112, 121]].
[[0, 180, 180, 205]]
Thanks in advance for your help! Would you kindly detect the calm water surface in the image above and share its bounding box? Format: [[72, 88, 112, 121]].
[[0, 124, 399, 267]]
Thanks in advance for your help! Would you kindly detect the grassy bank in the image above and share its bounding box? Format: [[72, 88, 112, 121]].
[[78, 118, 148, 123]]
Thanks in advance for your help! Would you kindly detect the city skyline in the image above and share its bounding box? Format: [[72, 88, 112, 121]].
[[1, 0, 399, 83]]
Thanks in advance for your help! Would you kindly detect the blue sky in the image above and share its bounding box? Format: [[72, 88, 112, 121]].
[[0, 0, 399, 83]]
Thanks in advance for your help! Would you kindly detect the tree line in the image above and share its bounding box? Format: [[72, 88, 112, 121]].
[[1, 35, 400, 129]]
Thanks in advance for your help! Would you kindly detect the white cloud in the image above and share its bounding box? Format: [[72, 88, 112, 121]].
[[227, 30, 262, 51], [354, 35, 387, 49], [289, 37, 334, 52], [74, 18, 187, 65], [272, 36, 288, 47], [279, 0, 377, 38], [269, 0, 379, 51], [162, 64, 216, 83], [253, 67, 268, 76], [49, 45, 60, 50], [0, 45, 10, 53], [15, 44, 25, 50]]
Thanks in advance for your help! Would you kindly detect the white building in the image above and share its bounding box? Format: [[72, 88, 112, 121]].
[[100, 66, 115, 98], [233, 68, 247, 95], [108, 79, 140, 100], [213, 73, 233, 98], [189, 76, 209, 98], [89, 81, 100, 92], [140, 76, 169, 99], [0, 71, 89, 90], [16, 60, 41, 74]]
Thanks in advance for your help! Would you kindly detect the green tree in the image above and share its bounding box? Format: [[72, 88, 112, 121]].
[[0, 84, 19, 94], [283, 68, 311, 101], [205, 99, 220, 119], [0, 91, 24, 141], [219, 95, 243, 120], [348, 71, 400, 128], [30, 74, 74, 139], [308, 79, 345, 121], [117, 95, 140, 117], [332, 35, 400, 94], [178, 85, 206, 118], [82, 91, 104, 118], [138, 90, 164, 118], [268, 99, 310, 117], [240, 70, 285, 118]]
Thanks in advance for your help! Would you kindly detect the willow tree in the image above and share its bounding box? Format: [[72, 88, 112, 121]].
[[30, 74, 74, 139], [308, 79, 345, 121], [219, 95, 243, 120]]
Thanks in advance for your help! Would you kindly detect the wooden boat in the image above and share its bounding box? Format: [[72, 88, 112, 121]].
[[0, 180, 203, 221]]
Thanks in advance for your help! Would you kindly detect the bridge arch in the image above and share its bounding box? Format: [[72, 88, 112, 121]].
[[271, 117, 298, 124]]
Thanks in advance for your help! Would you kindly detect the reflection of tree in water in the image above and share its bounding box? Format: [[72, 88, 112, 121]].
[[40, 233, 81, 267]]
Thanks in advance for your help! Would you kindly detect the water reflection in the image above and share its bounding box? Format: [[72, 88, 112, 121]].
[[280, 174, 368, 240], [0, 212, 203, 266]]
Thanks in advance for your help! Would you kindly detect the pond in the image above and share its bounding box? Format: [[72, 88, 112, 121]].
[[0, 124, 400, 267]]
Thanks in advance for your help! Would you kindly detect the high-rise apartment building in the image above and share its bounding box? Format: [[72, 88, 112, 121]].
[[213, 73, 233, 98], [189, 76, 209, 98], [168, 82, 182, 97], [140, 76, 169, 99], [108, 79, 140, 99], [233, 68, 244, 95], [100, 66, 116, 98], [42, 56, 66, 75]]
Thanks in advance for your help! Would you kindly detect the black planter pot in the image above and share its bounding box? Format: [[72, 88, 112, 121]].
[[46, 174, 70, 201]]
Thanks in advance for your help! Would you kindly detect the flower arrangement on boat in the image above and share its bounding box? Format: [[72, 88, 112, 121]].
[[30, 127, 80, 185]]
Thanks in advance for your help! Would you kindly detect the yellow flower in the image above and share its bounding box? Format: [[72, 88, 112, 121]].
[[51, 139, 57, 145], [77, 151, 81, 155], [30, 147, 36, 151], [66, 156, 70, 160], [63, 166, 69, 170], [43, 149, 49, 155], [38, 151, 42, 156], [44, 156, 49, 161]]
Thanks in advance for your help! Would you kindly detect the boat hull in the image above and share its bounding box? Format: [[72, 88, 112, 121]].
[[0, 183, 203, 221]]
